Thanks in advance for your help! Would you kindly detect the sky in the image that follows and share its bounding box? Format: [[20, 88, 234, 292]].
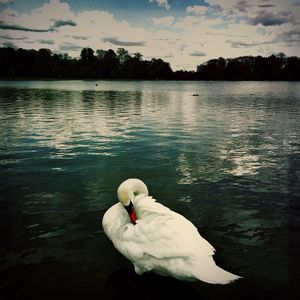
[[0, 0, 299, 70]]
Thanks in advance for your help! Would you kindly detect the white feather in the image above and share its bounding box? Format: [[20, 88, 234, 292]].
[[102, 179, 242, 284]]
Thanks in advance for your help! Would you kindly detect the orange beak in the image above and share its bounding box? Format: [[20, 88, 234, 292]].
[[124, 201, 137, 225], [129, 206, 137, 225]]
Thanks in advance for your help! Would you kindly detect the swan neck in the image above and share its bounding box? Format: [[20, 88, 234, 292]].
[[117, 179, 149, 206]]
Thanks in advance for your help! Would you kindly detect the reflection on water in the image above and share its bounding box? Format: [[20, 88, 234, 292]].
[[0, 81, 300, 299]]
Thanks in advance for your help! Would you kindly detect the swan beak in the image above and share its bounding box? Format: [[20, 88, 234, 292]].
[[124, 202, 137, 225]]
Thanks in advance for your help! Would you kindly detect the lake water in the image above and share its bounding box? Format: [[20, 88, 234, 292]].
[[0, 80, 299, 299]]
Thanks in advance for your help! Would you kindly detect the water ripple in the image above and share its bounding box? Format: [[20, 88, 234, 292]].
[[0, 81, 300, 295]]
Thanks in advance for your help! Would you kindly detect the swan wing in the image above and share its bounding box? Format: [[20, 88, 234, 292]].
[[111, 200, 215, 262]]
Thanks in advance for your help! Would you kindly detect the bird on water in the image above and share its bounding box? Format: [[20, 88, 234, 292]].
[[102, 178, 241, 284]]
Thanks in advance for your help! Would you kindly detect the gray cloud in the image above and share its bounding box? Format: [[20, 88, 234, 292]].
[[274, 29, 300, 44], [0, 34, 27, 40], [59, 42, 83, 52], [51, 19, 77, 28], [2, 41, 17, 48], [205, 31, 248, 37], [67, 35, 90, 40], [228, 29, 300, 49], [0, 21, 51, 32], [208, 0, 295, 28], [0, 18, 77, 33], [227, 40, 267, 48], [102, 37, 145, 46], [0, 0, 13, 5], [152, 38, 180, 41], [37, 39, 55, 45], [211, 4, 223, 12], [258, 4, 276, 8], [189, 50, 206, 56], [234, 1, 252, 13], [72, 36, 89, 40], [247, 10, 294, 26]]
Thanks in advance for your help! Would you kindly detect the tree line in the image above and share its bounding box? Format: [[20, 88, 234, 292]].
[[197, 54, 300, 80], [0, 47, 173, 80], [0, 47, 299, 80]]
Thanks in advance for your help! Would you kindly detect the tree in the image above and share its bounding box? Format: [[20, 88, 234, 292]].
[[133, 52, 142, 61], [267, 54, 282, 80], [78, 48, 97, 77], [80, 48, 95, 61], [283, 56, 300, 80], [96, 49, 106, 60], [1, 46, 299, 80], [148, 58, 173, 80], [117, 48, 131, 65], [100, 49, 119, 78]]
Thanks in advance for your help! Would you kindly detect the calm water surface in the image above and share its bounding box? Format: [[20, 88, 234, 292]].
[[0, 80, 299, 299]]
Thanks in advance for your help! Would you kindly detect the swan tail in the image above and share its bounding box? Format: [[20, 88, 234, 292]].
[[192, 260, 242, 284]]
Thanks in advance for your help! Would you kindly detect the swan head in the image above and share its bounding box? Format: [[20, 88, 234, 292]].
[[117, 179, 149, 225]]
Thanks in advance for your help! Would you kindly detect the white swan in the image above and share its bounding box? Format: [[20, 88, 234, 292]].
[[102, 178, 241, 284]]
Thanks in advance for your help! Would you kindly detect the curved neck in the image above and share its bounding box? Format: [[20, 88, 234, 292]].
[[117, 179, 149, 206]]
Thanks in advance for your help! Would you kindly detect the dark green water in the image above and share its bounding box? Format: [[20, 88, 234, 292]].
[[0, 80, 299, 299]]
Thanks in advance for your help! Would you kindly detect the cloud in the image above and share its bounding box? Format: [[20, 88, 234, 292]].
[[247, 10, 294, 26], [151, 16, 175, 26], [205, 31, 248, 37], [227, 29, 300, 48], [186, 5, 208, 15], [2, 41, 17, 48], [0, 21, 51, 32], [227, 40, 266, 48], [0, 0, 11, 3], [0, 18, 76, 32], [0, 0, 298, 70], [152, 38, 179, 41], [102, 37, 146, 46], [189, 50, 206, 56], [51, 19, 77, 29], [234, 1, 253, 13], [0, 0, 76, 32], [37, 39, 55, 45], [273, 29, 300, 43], [149, 0, 170, 10], [66, 35, 90, 40], [59, 42, 83, 52], [258, 4, 276, 8], [205, 0, 254, 11], [0, 34, 27, 40], [204, 0, 298, 31], [174, 15, 206, 29], [204, 0, 233, 11]]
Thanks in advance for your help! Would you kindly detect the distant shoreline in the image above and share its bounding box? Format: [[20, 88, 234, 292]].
[[1, 47, 300, 81], [0, 77, 299, 82]]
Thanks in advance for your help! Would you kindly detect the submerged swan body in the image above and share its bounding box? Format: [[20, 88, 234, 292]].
[[102, 178, 241, 284]]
